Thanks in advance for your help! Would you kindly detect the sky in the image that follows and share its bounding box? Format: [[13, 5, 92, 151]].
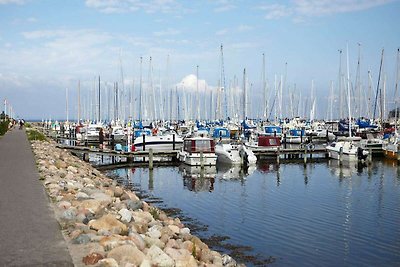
[[0, 0, 399, 120]]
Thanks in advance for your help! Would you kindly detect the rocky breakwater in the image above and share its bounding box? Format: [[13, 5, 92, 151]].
[[31, 140, 243, 267]]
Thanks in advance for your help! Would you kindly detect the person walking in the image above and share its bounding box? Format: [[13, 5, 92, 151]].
[[99, 128, 104, 150]]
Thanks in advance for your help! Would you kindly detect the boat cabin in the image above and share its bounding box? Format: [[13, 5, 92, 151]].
[[288, 129, 305, 137], [183, 138, 215, 154], [263, 126, 282, 136], [134, 128, 151, 138], [258, 136, 281, 147], [212, 127, 230, 139]]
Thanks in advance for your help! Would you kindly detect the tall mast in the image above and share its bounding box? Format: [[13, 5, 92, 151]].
[[262, 53, 267, 119], [367, 71, 372, 119], [98, 76, 101, 123], [77, 80, 80, 123], [220, 44, 227, 119], [139, 56, 143, 122], [338, 49, 343, 119], [356, 43, 361, 119], [373, 49, 384, 122], [346, 43, 352, 138], [394, 48, 400, 133], [196, 65, 200, 121], [66, 87, 69, 122], [242, 68, 246, 120]]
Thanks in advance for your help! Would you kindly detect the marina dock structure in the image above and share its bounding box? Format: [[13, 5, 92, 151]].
[[56, 143, 330, 168]]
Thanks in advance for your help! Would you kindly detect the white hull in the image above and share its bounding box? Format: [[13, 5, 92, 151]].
[[326, 141, 368, 161], [178, 151, 217, 166], [215, 144, 242, 165], [134, 135, 183, 151]]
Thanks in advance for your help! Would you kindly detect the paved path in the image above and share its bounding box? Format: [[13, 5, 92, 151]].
[[0, 128, 73, 266]]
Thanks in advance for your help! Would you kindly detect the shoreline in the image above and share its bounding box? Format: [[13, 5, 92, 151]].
[[30, 138, 243, 267]]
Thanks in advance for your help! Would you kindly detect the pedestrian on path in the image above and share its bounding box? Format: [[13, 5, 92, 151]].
[[99, 128, 104, 149]]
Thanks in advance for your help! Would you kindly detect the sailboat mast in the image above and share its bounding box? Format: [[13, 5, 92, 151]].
[[196, 65, 200, 120], [394, 48, 400, 132], [139, 57, 143, 122], [373, 49, 384, 122], [262, 53, 267, 119], [243, 68, 246, 120], [66, 87, 69, 122], [77, 80, 80, 123], [98, 76, 101, 123], [356, 43, 361, 119], [346, 44, 352, 138], [338, 49, 343, 119]]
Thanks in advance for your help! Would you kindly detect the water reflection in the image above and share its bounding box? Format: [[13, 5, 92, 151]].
[[105, 159, 400, 267], [327, 160, 363, 179], [179, 165, 216, 192]]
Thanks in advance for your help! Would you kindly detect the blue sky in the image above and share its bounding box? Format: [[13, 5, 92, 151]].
[[0, 0, 399, 120]]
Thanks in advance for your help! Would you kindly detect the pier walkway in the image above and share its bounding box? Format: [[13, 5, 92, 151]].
[[0, 128, 73, 266]]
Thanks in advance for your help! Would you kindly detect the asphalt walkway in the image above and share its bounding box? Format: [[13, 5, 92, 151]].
[[0, 128, 73, 266]]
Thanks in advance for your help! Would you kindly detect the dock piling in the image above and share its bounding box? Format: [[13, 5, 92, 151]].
[[200, 151, 204, 169], [149, 148, 154, 170]]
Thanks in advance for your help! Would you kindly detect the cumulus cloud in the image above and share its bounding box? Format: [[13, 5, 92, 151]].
[[153, 28, 181, 36], [176, 74, 214, 92], [0, 0, 26, 4], [212, 0, 236, 12], [260, 0, 395, 20], [85, 0, 182, 14]]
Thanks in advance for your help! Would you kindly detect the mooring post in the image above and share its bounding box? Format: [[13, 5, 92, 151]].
[[304, 147, 307, 165], [368, 148, 372, 165], [277, 147, 280, 165], [149, 148, 154, 170], [284, 133, 287, 149], [201, 151, 205, 168], [300, 128, 303, 143], [142, 134, 146, 151], [173, 134, 176, 150], [339, 147, 343, 166]]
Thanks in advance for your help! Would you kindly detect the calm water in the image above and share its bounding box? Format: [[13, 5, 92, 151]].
[[106, 159, 400, 266]]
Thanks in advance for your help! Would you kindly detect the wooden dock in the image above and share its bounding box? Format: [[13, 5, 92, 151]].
[[56, 143, 328, 168]]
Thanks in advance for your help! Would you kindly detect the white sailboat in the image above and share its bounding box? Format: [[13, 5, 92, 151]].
[[326, 44, 368, 161]]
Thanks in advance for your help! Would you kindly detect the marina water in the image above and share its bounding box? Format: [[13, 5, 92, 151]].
[[106, 159, 400, 266]]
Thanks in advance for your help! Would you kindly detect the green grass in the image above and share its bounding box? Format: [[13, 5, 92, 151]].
[[26, 128, 47, 141], [0, 120, 10, 136]]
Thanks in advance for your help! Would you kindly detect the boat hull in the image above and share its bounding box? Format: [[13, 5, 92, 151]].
[[178, 152, 217, 166]]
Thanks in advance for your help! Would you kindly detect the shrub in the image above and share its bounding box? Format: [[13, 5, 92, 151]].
[[0, 120, 10, 136], [26, 129, 47, 141]]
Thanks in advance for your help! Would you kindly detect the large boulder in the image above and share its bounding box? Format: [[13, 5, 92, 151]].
[[88, 214, 127, 235], [146, 245, 174, 267], [107, 244, 146, 266]]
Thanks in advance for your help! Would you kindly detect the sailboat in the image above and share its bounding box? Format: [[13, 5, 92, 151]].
[[383, 48, 400, 160], [326, 44, 368, 161]]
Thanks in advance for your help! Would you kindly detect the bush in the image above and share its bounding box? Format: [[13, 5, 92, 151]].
[[26, 129, 47, 141], [0, 120, 10, 136]]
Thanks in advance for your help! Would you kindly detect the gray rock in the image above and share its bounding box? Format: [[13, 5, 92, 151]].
[[147, 245, 174, 267], [126, 199, 143, 211], [72, 233, 91, 244], [118, 208, 132, 223], [62, 207, 77, 220], [76, 192, 90, 200]]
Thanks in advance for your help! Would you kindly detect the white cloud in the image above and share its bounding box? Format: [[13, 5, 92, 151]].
[[0, 0, 26, 4], [260, 0, 395, 20], [237, 24, 254, 32], [213, 0, 236, 12], [85, 0, 182, 14], [153, 28, 181, 37], [176, 74, 213, 92], [216, 29, 229, 36]]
